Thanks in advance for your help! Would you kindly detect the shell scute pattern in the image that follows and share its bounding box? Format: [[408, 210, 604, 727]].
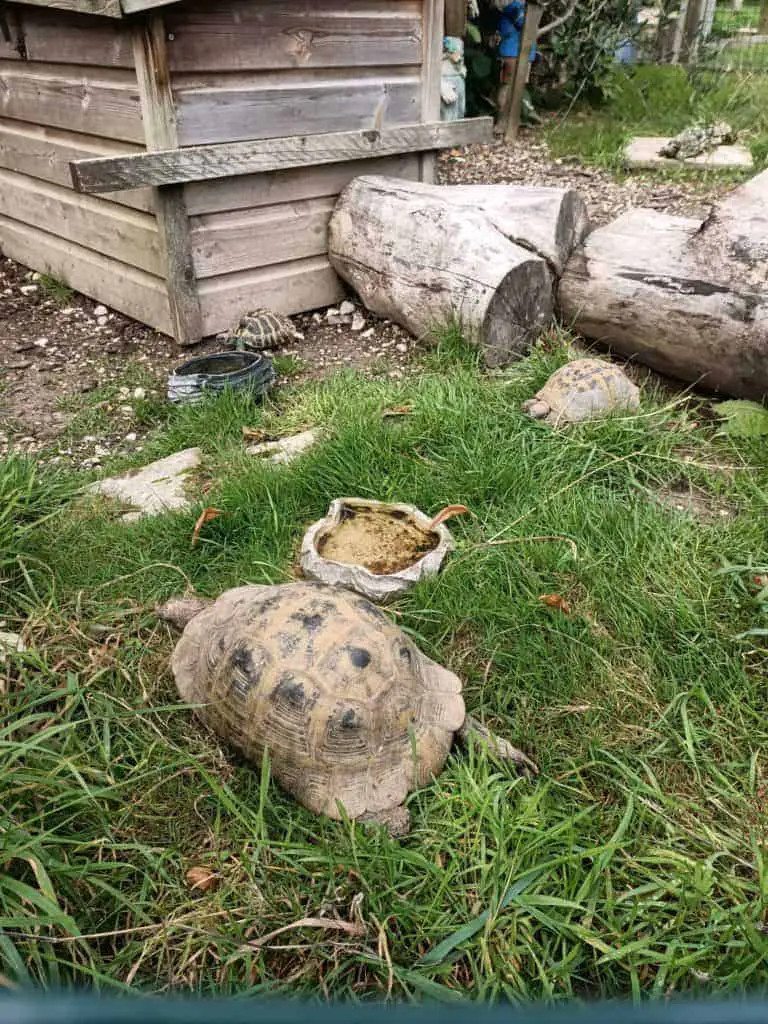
[[226, 307, 299, 352], [170, 582, 465, 819], [522, 358, 641, 425]]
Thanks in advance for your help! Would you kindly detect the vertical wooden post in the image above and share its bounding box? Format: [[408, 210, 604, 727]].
[[500, 3, 542, 143], [132, 15, 202, 345], [679, 0, 708, 62], [420, 0, 446, 184]]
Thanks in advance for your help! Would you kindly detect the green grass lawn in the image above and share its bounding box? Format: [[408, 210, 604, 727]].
[[2, 333, 768, 999], [546, 63, 768, 171]]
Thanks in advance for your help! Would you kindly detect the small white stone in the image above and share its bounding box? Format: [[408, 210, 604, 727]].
[[124, 432, 137, 443], [361, 328, 376, 339], [119, 405, 134, 416], [351, 314, 366, 332], [31, 272, 42, 281], [93, 305, 108, 317], [34, 338, 49, 348], [326, 307, 340, 320], [20, 284, 39, 296], [339, 300, 356, 316], [396, 343, 408, 354], [97, 315, 109, 327], [94, 445, 110, 457], [133, 387, 146, 400]]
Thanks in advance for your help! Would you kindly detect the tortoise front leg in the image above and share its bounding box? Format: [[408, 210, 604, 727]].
[[357, 805, 411, 838], [458, 716, 538, 775]]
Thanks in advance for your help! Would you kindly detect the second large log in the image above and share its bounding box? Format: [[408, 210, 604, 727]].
[[559, 170, 768, 401], [328, 176, 589, 366]]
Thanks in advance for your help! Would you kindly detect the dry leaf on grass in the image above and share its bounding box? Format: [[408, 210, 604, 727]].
[[428, 504, 471, 531], [242, 426, 268, 442], [185, 866, 219, 893], [382, 405, 413, 419], [539, 593, 572, 614], [244, 917, 366, 949], [191, 508, 224, 548]]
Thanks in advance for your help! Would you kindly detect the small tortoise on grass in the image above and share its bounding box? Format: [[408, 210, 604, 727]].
[[223, 308, 300, 352], [159, 582, 536, 836], [522, 358, 640, 426]]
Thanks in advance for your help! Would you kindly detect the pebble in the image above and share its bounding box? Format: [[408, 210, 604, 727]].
[[20, 285, 38, 296], [351, 314, 367, 332], [133, 387, 146, 400], [97, 315, 109, 327], [339, 300, 356, 316], [93, 305, 108, 317], [396, 343, 408, 354]]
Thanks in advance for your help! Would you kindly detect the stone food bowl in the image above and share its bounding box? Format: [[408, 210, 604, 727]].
[[300, 497, 456, 603]]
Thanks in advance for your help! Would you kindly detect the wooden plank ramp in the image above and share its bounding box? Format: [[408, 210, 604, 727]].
[[71, 118, 494, 193]]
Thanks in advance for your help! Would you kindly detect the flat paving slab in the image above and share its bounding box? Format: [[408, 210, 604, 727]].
[[88, 448, 202, 522], [625, 136, 754, 171]]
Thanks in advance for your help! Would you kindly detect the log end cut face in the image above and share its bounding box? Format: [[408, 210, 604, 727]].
[[523, 358, 641, 426]]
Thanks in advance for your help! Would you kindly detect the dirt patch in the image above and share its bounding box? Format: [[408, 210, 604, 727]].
[[654, 478, 736, 524], [0, 257, 414, 466], [317, 505, 439, 575]]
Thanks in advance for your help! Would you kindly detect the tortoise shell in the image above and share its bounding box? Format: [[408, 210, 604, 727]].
[[228, 308, 298, 351], [523, 358, 640, 425], [170, 582, 465, 820]]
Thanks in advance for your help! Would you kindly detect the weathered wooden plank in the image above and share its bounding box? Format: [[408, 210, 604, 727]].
[[0, 215, 172, 332], [0, 167, 161, 273], [132, 14, 202, 344], [71, 118, 493, 192], [419, 0, 444, 183], [198, 256, 343, 337], [164, 0, 422, 73], [190, 196, 335, 279], [174, 70, 421, 146], [0, 118, 153, 211], [0, 60, 142, 142], [5, 0, 123, 18], [0, 6, 134, 65], [184, 153, 421, 216], [121, 0, 183, 12]]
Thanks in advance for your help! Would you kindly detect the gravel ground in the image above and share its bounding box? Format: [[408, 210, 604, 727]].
[[438, 136, 733, 223], [0, 132, 735, 466]]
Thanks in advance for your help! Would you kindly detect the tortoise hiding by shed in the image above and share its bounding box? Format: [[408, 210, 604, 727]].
[[159, 582, 536, 835], [225, 308, 300, 352], [522, 358, 640, 426]]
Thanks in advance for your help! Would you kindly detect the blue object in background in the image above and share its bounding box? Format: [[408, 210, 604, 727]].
[[615, 38, 638, 63], [498, 1, 537, 61]]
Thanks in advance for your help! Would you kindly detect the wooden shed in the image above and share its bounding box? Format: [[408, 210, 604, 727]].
[[0, 0, 491, 342]]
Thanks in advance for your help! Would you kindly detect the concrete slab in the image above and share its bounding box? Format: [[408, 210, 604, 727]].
[[625, 136, 754, 171], [88, 448, 202, 522]]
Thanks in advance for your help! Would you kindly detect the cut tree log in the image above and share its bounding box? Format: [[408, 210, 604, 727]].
[[329, 176, 589, 365], [714, 167, 768, 272], [559, 206, 768, 401]]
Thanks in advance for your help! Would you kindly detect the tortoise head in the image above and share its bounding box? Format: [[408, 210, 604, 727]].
[[157, 594, 213, 632]]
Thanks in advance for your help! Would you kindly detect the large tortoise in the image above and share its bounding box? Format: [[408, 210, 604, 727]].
[[522, 358, 640, 426], [159, 582, 535, 836]]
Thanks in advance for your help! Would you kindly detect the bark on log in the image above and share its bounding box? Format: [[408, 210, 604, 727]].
[[329, 176, 588, 365], [559, 206, 768, 401]]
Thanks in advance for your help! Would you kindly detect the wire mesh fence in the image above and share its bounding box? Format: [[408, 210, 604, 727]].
[[637, 0, 768, 72]]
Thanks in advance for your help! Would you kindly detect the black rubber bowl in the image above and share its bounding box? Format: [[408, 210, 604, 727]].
[[168, 351, 275, 404]]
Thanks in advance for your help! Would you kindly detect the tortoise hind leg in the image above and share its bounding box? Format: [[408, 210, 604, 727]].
[[458, 715, 538, 775], [357, 805, 411, 838]]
